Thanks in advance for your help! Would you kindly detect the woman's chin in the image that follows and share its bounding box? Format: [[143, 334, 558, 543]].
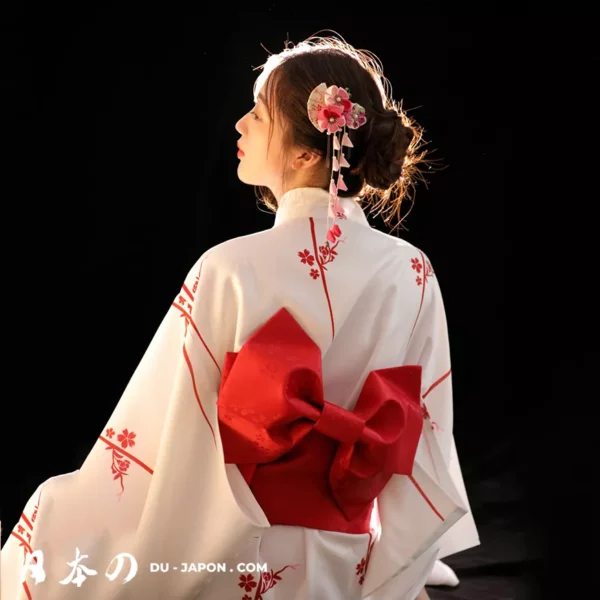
[[236, 164, 251, 184], [236, 165, 265, 187]]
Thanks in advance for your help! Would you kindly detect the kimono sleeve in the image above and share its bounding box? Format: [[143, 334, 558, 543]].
[[1, 249, 261, 600], [402, 258, 480, 558], [406, 260, 454, 466], [361, 255, 469, 598]]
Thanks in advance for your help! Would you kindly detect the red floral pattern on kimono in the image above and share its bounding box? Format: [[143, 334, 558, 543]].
[[238, 565, 299, 599], [99, 427, 153, 496], [356, 532, 376, 586], [408, 251, 436, 345], [9, 489, 42, 599], [296, 218, 343, 340], [297, 242, 341, 280], [411, 256, 434, 287], [175, 277, 196, 336], [11, 490, 42, 565]]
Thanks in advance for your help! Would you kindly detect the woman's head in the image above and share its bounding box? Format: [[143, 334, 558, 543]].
[[235, 35, 428, 230]]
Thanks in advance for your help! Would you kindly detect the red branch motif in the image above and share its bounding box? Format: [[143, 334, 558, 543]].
[[297, 240, 341, 280], [356, 533, 376, 586], [238, 564, 300, 599], [104, 427, 136, 496], [317, 242, 340, 269]]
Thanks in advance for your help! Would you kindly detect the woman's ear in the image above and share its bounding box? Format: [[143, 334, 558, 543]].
[[290, 148, 323, 172]]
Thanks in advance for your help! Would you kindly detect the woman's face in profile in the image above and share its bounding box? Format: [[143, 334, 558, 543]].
[[235, 92, 287, 194]]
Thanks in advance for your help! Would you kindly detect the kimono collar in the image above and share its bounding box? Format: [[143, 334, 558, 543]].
[[273, 187, 370, 228]]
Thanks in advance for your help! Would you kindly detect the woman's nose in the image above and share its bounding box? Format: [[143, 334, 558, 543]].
[[235, 115, 246, 135]]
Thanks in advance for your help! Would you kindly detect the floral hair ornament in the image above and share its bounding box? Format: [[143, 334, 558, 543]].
[[307, 83, 367, 247]]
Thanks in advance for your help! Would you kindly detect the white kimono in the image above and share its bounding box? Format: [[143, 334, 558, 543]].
[[1, 187, 479, 600]]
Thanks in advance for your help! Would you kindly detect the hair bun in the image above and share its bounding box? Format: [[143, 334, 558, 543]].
[[362, 109, 414, 190]]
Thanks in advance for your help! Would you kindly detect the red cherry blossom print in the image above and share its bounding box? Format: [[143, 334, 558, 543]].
[[237, 564, 299, 599], [411, 257, 423, 272], [117, 429, 136, 449], [101, 428, 153, 496], [238, 574, 257, 592], [298, 249, 315, 266], [412, 255, 435, 286], [356, 557, 366, 575]]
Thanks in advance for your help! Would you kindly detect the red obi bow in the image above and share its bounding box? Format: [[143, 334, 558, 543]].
[[217, 308, 423, 531]]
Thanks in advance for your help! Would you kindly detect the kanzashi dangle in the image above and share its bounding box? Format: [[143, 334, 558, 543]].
[[306, 83, 367, 246]]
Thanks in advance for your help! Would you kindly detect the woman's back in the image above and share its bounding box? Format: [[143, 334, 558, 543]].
[[210, 187, 427, 412], [189, 186, 462, 598], [1, 33, 478, 600]]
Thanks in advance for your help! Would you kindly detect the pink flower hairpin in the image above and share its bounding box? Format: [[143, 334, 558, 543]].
[[317, 106, 345, 134], [307, 83, 367, 247]]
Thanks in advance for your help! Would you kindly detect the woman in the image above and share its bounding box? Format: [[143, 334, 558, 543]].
[[2, 35, 478, 599]]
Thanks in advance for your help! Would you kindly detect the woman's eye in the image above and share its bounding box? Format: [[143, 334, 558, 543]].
[[250, 111, 258, 120]]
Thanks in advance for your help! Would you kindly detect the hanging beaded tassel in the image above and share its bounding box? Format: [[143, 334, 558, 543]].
[[306, 83, 367, 249]]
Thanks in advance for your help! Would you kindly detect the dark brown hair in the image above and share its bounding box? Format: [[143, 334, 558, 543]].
[[253, 35, 429, 231]]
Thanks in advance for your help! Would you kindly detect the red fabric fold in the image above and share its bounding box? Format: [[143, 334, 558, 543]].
[[217, 308, 423, 533]]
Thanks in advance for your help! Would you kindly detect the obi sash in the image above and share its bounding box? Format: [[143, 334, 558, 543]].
[[217, 308, 423, 534]]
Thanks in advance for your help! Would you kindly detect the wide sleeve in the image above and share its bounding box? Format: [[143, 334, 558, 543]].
[[1, 250, 264, 600], [362, 255, 473, 599], [404, 259, 480, 559]]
